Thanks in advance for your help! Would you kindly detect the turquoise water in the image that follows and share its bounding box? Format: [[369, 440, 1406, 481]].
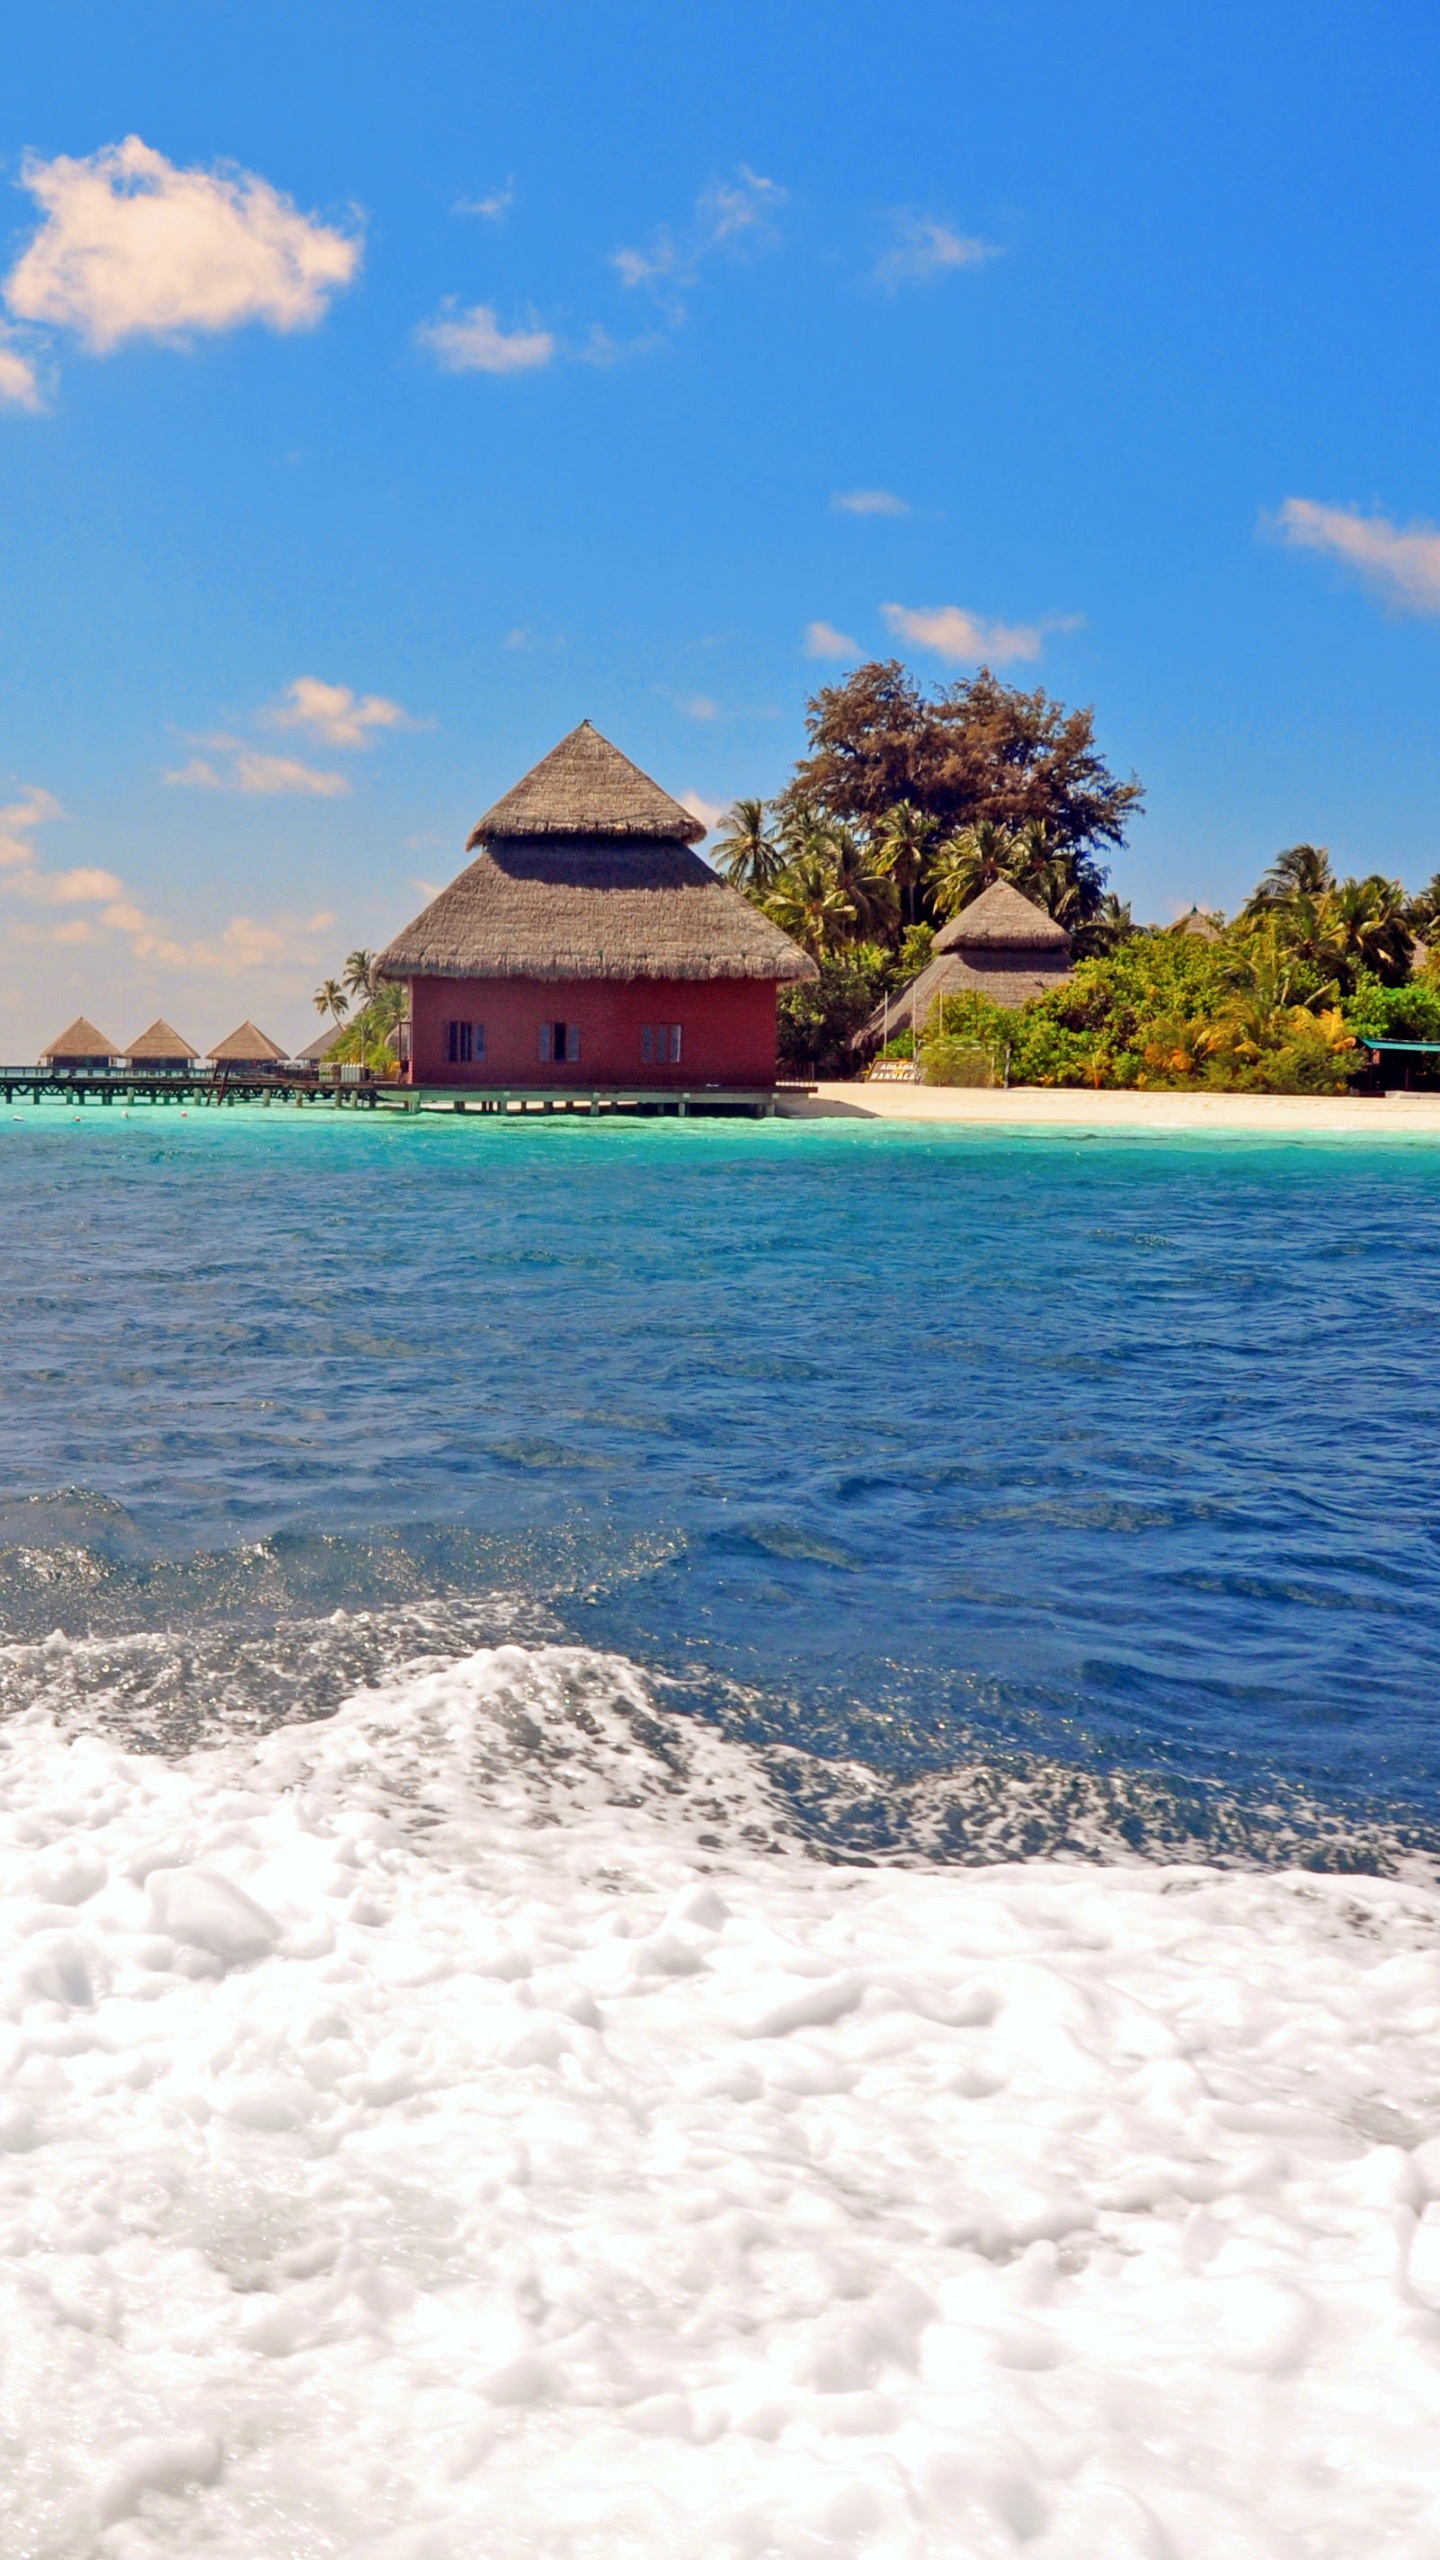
[[3, 1102, 1438, 1866]]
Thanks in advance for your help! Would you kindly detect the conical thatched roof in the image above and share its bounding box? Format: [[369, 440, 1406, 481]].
[[208, 1020, 288, 1063], [125, 1018, 197, 1062], [41, 1015, 118, 1061], [935, 881, 1071, 951], [1174, 906, 1221, 942], [298, 1023, 346, 1062], [467, 720, 707, 846]]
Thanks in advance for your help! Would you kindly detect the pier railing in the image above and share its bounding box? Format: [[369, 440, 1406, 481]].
[[1, 1068, 792, 1118]]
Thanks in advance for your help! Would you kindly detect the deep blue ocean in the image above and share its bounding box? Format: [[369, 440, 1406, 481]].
[[3, 1102, 1438, 1868]]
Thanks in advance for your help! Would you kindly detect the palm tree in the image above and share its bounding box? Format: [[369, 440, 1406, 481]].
[[1320, 874, 1412, 986], [874, 801, 937, 928], [1244, 844, 1335, 915], [314, 977, 350, 1029], [928, 819, 1018, 920], [1075, 892, 1135, 957], [714, 798, 784, 897], [344, 949, 380, 1006], [821, 821, 899, 944], [1406, 871, 1440, 940], [764, 850, 855, 957]]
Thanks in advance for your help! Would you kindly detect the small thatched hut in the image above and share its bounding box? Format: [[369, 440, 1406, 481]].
[[208, 1021, 288, 1070], [298, 1024, 346, 1064], [125, 1020, 198, 1071], [856, 881, 1073, 1051], [377, 721, 815, 1088], [1173, 907, 1222, 941], [41, 1016, 119, 1068]]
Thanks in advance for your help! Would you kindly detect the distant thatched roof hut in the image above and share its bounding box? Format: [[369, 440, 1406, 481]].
[[41, 1015, 119, 1067], [1174, 907, 1222, 941], [379, 722, 812, 988], [208, 1021, 288, 1067], [856, 880, 1073, 1049], [298, 1024, 346, 1063], [124, 1019, 198, 1065]]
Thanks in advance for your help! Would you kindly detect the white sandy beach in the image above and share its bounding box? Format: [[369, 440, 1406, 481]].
[[779, 1083, 1440, 1135]]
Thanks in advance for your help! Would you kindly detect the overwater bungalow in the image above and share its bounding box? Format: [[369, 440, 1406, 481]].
[[40, 1015, 120, 1069], [376, 721, 815, 1088], [856, 880, 1073, 1052], [125, 1019, 198, 1073], [208, 1022, 288, 1071]]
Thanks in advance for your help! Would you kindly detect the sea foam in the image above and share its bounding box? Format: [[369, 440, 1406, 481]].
[[3, 1641, 1440, 2556]]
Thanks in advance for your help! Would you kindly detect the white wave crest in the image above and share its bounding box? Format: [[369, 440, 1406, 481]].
[[3, 1642, 1440, 2556]]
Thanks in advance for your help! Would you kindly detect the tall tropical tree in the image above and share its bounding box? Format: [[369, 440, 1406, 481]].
[[928, 819, 1019, 919], [344, 948, 380, 1005], [874, 800, 937, 928], [1405, 871, 1440, 941], [314, 978, 350, 1029], [764, 850, 855, 956], [714, 798, 784, 897], [1320, 874, 1412, 986], [1244, 844, 1335, 915], [821, 821, 899, 943]]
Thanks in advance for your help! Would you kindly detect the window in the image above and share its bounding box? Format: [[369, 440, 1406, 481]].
[[539, 1021, 580, 1064], [445, 1022, 485, 1064], [641, 1024, 682, 1064]]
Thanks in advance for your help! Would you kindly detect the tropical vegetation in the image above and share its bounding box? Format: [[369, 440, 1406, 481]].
[[713, 661, 1439, 1089], [311, 950, 407, 1072]]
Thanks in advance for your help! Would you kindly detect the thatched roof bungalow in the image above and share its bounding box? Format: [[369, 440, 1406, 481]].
[[378, 721, 814, 1088], [856, 881, 1073, 1050], [208, 1021, 288, 1069], [125, 1019, 198, 1070], [298, 1024, 346, 1063], [41, 1015, 120, 1068]]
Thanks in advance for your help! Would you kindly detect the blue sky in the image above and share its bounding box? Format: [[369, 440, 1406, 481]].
[[4, 0, 1440, 1054]]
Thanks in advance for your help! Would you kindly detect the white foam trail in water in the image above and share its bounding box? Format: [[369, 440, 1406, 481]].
[[4, 1643, 1440, 2558]]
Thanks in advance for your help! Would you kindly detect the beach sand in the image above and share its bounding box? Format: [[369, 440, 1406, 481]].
[[780, 1082, 1440, 1135]]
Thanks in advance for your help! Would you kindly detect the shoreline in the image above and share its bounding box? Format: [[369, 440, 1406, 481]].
[[779, 1081, 1440, 1134]]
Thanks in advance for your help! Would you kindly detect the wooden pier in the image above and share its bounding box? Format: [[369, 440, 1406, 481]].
[[2, 1068, 789, 1120]]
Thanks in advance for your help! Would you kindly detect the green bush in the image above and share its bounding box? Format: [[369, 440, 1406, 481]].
[[923, 1038, 996, 1087], [777, 954, 890, 1078]]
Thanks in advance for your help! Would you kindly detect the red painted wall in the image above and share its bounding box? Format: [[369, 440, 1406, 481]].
[[406, 975, 780, 1087]]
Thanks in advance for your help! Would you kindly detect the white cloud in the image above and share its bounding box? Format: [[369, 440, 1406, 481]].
[[454, 184, 514, 222], [0, 785, 63, 867], [675, 693, 718, 722], [195, 910, 335, 971], [805, 620, 861, 660], [4, 136, 360, 354], [164, 749, 350, 797], [0, 333, 43, 411], [16, 864, 125, 905], [416, 301, 556, 374], [266, 675, 422, 748], [874, 216, 997, 291], [0, 784, 185, 962], [680, 791, 725, 836], [1273, 497, 1440, 614], [832, 489, 909, 517], [614, 167, 785, 311], [881, 601, 1043, 665]]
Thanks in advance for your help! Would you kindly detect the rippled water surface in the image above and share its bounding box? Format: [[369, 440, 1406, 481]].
[[3, 1102, 1438, 1864]]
